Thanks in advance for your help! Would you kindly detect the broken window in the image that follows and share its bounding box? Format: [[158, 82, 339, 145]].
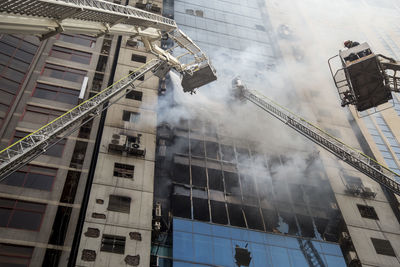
[[95, 55, 108, 72], [297, 214, 315, 238], [357, 204, 379, 220], [173, 137, 189, 155], [240, 175, 256, 196], [122, 110, 140, 123], [172, 195, 191, 219], [224, 171, 240, 195], [191, 166, 207, 187], [211, 201, 228, 224], [126, 89, 143, 100], [173, 163, 190, 184], [113, 163, 134, 179], [107, 195, 131, 213], [70, 141, 87, 169], [92, 72, 104, 91], [228, 204, 246, 227], [206, 141, 219, 159], [221, 145, 235, 161], [48, 206, 72, 245], [190, 139, 204, 157], [100, 39, 111, 55], [208, 168, 224, 191], [101, 234, 126, 254], [262, 209, 279, 232], [236, 147, 250, 162], [243, 206, 264, 231], [371, 238, 395, 257], [131, 54, 146, 63], [193, 197, 209, 222]]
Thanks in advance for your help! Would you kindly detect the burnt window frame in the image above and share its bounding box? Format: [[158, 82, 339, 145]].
[[100, 234, 126, 254], [0, 198, 46, 231], [107, 195, 131, 213], [1, 164, 57, 191], [113, 163, 135, 179]]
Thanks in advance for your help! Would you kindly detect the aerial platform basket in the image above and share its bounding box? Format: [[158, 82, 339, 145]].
[[328, 42, 393, 112]]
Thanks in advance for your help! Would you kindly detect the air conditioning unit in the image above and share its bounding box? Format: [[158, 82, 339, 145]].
[[109, 134, 127, 152], [155, 202, 162, 217], [126, 133, 146, 157], [361, 186, 377, 198]]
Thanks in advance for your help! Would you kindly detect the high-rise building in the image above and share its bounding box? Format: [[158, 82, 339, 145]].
[[0, 0, 399, 267]]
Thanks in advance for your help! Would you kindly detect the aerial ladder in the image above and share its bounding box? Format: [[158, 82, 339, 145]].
[[232, 78, 400, 196], [0, 0, 217, 178]]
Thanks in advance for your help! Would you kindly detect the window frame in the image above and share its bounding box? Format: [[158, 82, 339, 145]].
[[32, 82, 80, 105], [100, 234, 126, 254], [57, 34, 96, 48], [113, 163, 135, 179], [107, 195, 131, 213], [41, 63, 87, 83], [49, 45, 92, 64], [357, 204, 379, 220], [371, 238, 396, 257], [0, 243, 34, 267]]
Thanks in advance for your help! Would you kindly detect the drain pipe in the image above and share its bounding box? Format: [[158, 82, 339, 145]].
[[67, 33, 124, 267]]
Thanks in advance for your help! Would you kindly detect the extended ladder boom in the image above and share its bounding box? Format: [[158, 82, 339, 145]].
[[233, 79, 400, 196], [0, 60, 161, 178]]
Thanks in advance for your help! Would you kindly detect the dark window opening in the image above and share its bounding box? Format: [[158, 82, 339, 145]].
[[1, 165, 56, 191], [224, 171, 240, 195], [228, 204, 246, 228], [42, 249, 62, 267], [101, 39, 111, 55], [78, 120, 93, 139], [126, 89, 143, 100], [191, 166, 207, 187], [243, 206, 264, 231], [129, 71, 145, 81], [206, 141, 219, 159], [172, 163, 190, 184], [42, 63, 87, 83], [0, 198, 46, 231], [190, 140, 205, 157], [114, 163, 134, 178], [92, 72, 104, 92], [95, 55, 108, 72], [279, 212, 299, 235], [173, 137, 189, 155], [0, 243, 34, 267], [357, 204, 379, 220], [131, 54, 146, 63], [107, 195, 131, 213], [172, 195, 191, 219], [70, 141, 88, 169], [211, 201, 228, 224], [193, 197, 209, 222], [122, 110, 140, 123], [262, 209, 279, 232], [101, 234, 126, 254], [60, 171, 81, 204], [221, 145, 235, 161], [371, 238, 395, 257], [48, 206, 72, 245], [297, 214, 315, 238], [208, 168, 224, 191]]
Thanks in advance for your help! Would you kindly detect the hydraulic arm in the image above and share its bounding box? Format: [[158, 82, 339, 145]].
[[233, 78, 400, 196]]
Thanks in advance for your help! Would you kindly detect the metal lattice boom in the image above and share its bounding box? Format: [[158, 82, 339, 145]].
[[0, 60, 161, 179], [235, 83, 400, 196]]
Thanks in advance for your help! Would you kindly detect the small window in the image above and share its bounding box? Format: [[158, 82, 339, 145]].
[[100, 234, 125, 254], [371, 238, 396, 257], [126, 90, 143, 101], [255, 25, 266, 31], [122, 110, 140, 123], [113, 163, 134, 178], [195, 10, 204, 17], [131, 54, 146, 63], [185, 9, 194, 15], [107, 195, 131, 213], [357, 204, 378, 220]]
